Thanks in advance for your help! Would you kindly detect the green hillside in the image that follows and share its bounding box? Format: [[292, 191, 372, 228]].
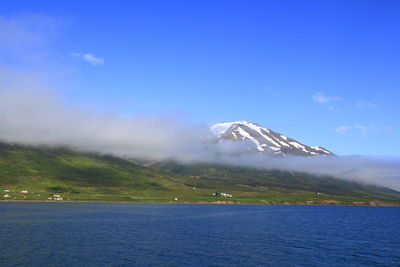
[[1, 143, 399, 205]]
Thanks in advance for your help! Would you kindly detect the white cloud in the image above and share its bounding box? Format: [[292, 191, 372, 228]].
[[357, 100, 378, 110], [0, 14, 58, 48], [335, 124, 390, 136], [312, 92, 341, 105], [354, 124, 373, 136], [335, 125, 351, 133], [0, 14, 61, 68], [71, 52, 104, 66]]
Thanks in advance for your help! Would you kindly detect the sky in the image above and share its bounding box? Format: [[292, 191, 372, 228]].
[[1, 0, 400, 156]]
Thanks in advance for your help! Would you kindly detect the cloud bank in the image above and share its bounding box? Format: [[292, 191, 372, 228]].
[[0, 72, 204, 161], [0, 71, 400, 191], [213, 154, 400, 191]]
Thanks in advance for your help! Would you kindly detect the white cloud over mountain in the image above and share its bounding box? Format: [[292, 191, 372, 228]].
[[0, 70, 400, 191]]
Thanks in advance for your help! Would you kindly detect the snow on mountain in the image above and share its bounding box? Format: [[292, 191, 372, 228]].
[[210, 121, 333, 157]]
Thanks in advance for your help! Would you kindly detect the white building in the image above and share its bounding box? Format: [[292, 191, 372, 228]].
[[212, 192, 233, 198]]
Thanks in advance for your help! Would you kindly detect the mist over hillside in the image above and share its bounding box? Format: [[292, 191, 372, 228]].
[[1, 73, 400, 191]]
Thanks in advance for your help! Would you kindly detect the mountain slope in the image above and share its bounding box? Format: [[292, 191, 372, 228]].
[[148, 161, 400, 202], [210, 121, 333, 156], [0, 143, 399, 205]]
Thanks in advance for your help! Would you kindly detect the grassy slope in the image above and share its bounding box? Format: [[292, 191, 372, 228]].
[[0, 143, 193, 202], [0, 143, 399, 205], [146, 161, 400, 204]]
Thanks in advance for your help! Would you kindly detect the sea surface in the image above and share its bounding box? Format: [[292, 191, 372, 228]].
[[0, 203, 399, 266]]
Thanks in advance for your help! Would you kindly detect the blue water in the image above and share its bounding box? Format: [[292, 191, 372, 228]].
[[0, 203, 399, 266]]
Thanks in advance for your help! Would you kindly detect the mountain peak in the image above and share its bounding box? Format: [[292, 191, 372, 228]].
[[210, 121, 259, 137], [210, 121, 333, 157]]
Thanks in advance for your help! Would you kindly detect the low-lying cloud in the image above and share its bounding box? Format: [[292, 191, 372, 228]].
[[1, 71, 400, 191], [212, 154, 400, 191], [0, 73, 205, 161]]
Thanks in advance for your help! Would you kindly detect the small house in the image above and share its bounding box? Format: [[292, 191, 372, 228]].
[[212, 192, 233, 198]]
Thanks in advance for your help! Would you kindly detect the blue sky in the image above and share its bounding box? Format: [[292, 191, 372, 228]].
[[1, 0, 400, 156]]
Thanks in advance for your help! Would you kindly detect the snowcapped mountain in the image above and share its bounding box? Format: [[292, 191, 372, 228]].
[[210, 121, 333, 157]]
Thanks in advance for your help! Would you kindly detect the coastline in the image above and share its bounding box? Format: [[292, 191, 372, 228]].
[[1, 199, 399, 207]]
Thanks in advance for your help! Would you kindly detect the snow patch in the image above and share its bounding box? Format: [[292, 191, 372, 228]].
[[289, 141, 305, 149], [236, 127, 264, 152], [270, 146, 281, 151], [311, 146, 332, 154]]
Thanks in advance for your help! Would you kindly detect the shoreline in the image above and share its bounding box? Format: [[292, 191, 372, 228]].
[[1, 199, 399, 207]]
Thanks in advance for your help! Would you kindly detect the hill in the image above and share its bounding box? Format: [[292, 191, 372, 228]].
[[0, 143, 399, 205]]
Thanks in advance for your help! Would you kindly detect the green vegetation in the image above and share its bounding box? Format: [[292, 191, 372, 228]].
[[1, 143, 399, 205]]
